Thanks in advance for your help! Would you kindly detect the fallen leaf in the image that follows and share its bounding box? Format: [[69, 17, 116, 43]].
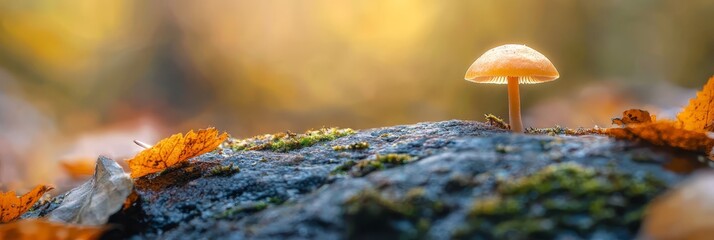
[[640, 172, 714, 240], [677, 76, 714, 131], [0, 185, 53, 223], [0, 219, 106, 240], [605, 121, 714, 156], [127, 127, 228, 178], [60, 158, 96, 179], [611, 109, 654, 126], [122, 190, 138, 210], [47, 156, 133, 225]]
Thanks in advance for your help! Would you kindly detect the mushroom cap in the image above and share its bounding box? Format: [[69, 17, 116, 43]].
[[465, 44, 559, 84]]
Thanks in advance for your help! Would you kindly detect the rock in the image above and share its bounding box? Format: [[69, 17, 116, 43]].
[[28, 120, 699, 239]]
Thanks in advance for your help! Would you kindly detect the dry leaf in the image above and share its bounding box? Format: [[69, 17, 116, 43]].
[[127, 128, 228, 178], [122, 190, 138, 210], [677, 76, 714, 131], [611, 109, 654, 126], [60, 158, 96, 179], [0, 219, 106, 240], [640, 172, 714, 240], [48, 156, 133, 225], [0, 185, 53, 223], [605, 121, 714, 156]]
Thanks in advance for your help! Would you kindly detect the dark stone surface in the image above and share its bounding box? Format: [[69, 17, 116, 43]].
[[31, 120, 701, 239]]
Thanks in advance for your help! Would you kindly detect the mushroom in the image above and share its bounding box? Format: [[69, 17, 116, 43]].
[[464, 44, 559, 133]]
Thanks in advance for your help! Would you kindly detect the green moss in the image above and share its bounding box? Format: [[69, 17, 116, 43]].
[[331, 160, 357, 174], [267, 196, 286, 204], [214, 201, 268, 219], [351, 160, 384, 177], [375, 154, 413, 164], [333, 142, 370, 151], [204, 163, 240, 177], [454, 163, 666, 239], [343, 188, 447, 240], [472, 197, 523, 216], [336, 154, 413, 177], [226, 127, 355, 152]]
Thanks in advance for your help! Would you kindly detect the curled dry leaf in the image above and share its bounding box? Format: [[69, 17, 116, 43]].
[[611, 109, 654, 126], [0, 185, 53, 223], [0, 219, 106, 240], [608, 77, 714, 158], [48, 156, 133, 225], [127, 127, 228, 178], [677, 76, 714, 131], [605, 121, 714, 157], [640, 172, 714, 240]]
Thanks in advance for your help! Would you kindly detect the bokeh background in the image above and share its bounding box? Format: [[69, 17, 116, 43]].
[[1, 0, 714, 188]]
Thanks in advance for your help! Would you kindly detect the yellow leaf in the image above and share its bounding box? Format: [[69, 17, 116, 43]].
[[677, 76, 714, 131], [0, 219, 106, 240], [127, 128, 228, 178], [605, 121, 714, 156], [0, 185, 53, 223]]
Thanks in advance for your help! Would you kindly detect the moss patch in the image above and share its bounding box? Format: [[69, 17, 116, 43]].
[[205, 163, 240, 177], [333, 142, 370, 151], [331, 160, 357, 174], [214, 201, 268, 220], [226, 127, 355, 152], [333, 154, 413, 177], [525, 125, 601, 136], [453, 163, 666, 239], [343, 188, 447, 240]]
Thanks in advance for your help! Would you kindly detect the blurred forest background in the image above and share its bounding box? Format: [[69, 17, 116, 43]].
[[1, 0, 714, 187]]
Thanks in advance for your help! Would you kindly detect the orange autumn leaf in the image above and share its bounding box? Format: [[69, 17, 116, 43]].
[[677, 76, 714, 131], [60, 158, 96, 179], [0, 219, 106, 240], [605, 121, 714, 156], [611, 109, 655, 126], [127, 128, 228, 178], [1, 185, 53, 223]]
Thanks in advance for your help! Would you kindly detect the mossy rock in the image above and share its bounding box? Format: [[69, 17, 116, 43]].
[[454, 163, 667, 239], [333, 154, 413, 177], [343, 188, 446, 240], [226, 127, 355, 152]]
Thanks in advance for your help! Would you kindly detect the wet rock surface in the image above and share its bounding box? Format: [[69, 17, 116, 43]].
[[33, 120, 698, 239]]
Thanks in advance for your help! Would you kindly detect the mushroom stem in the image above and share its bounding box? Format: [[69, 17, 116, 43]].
[[507, 76, 523, 133]]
